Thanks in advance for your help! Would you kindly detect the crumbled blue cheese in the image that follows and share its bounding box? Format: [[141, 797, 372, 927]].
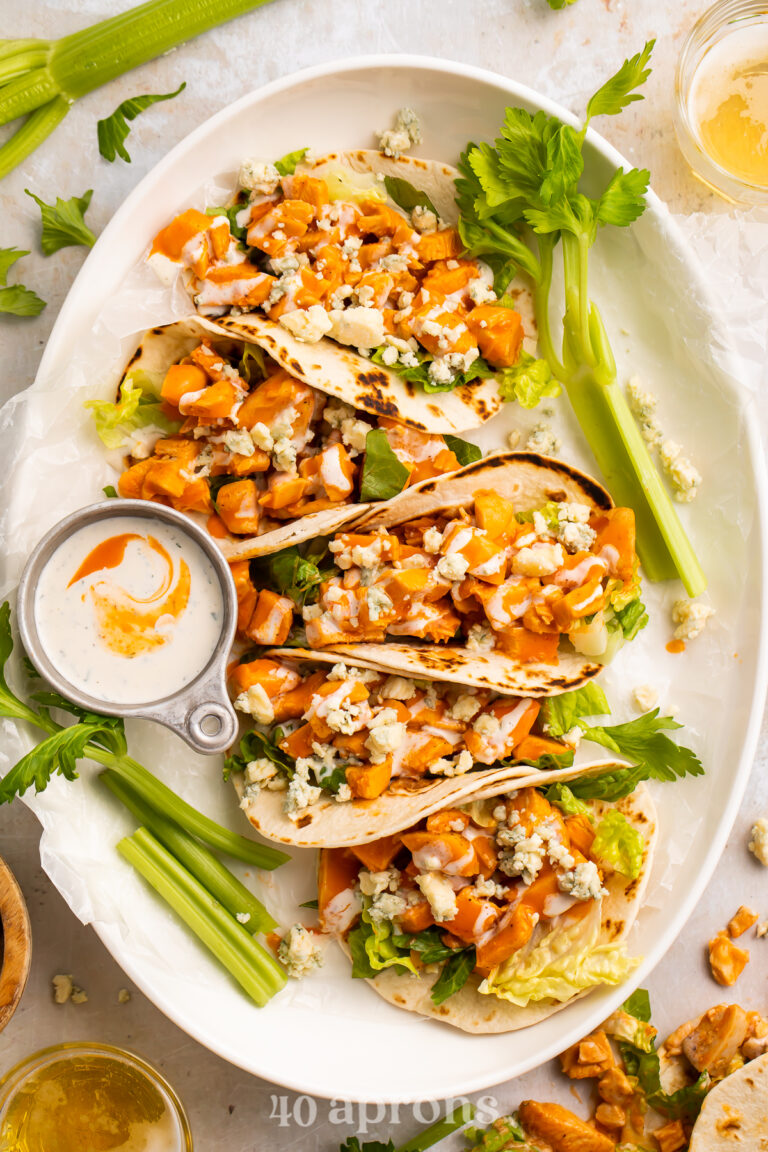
[[364, 708, 406, 763], [328, 662, 380, 683], [558, 861, 606, 901], [511, 542, 564, 577], [272, 436, 297, 472], [368, 891, 408, 923], [468, 278, 497, 306], [560, 726, 583, 750], [234, 684, 275, 724], [467, 623, 494, 651], [660, 440, 702, 503], [279, 304, 333, 343], [672, 598, 715, 642], [328, 306, 386, 348], [380, 675, 418, 701], [749, 817, 768, 866], [239, 159, 281, 194], [359, 868, 401, 897], [555, 502, 596, 553], [411, 205, 438, 233], [377, 107, 422, 158], [423, 526, 443, 554], [427, 357, 457, 386], [525, 423, 561, 455], [626, 376, 663, 449], [244, 757, 279, 787], [224, 428, 256, 457], [416, 871, 458, 922], [340, 416, 373, 455], [632, 684, 658, 713], [366, 586, 394, 622], [498, 825, 546, 885], [473, 712, 500, 738], [325, 699, 368, 736], [335, 783, 353, 803], [442, 750, 474, 777], [449, 692, 482, 722], [278, 924, 324, 978], [124, 424, 167, 460], [436, 552, 470, 582], [284, 759, 323, 815], [250, 422, 274, 453]]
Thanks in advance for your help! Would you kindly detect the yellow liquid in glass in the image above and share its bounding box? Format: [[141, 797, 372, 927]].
[[690, 25, 768, 186], [0, 1055, 181, 1152]]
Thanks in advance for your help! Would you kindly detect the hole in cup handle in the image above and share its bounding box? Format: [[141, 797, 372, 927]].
[[184, 700, 238, 755]]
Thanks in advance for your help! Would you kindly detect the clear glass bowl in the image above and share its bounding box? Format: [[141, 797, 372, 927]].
[[0, 1043, 193, 1152], [675, 0, 768, 203]]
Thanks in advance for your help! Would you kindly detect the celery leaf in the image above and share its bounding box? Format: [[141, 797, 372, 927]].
[[97, 83, 186, 163], [25, 188, 97, 253]]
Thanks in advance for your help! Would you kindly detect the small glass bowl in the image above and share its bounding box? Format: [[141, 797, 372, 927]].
[[675, 0, 768, 204], [0, 1042, 193, 1152]]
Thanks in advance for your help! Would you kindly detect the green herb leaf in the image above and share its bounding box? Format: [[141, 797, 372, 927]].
[[541, 682, 610, 737], [498, 351, 561, 408], [359, 429, 410, 501], [0, 247, 28, 285], [443, 434, 482, 467], [596, 166, 650, 226], [430, 945, 476, 1006], [206, 203, 248, 243], [392, 926, 458, 965], [0, 719, 118, 803], [249, 542, 336, 609], [97, 82, 186, 163], [580, 709, 704, 785], [274, 147, 309, 176], [586, 40, 655, 123], [544, 782, 591, 819], [300, 899, 319, 910], [383, 175, 438, 217], [622, 987, 651, 1022], [25, 188, 97, 254], [223, 729, 293, 782], [612, 597, 649, 640], [0, 285, 46, 316], [591, 809, 644, 878], [102, 484, 118, 498]]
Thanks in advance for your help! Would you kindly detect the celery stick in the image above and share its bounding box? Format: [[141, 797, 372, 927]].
[[118, 828, 286, 1005], [397, 1104, 477, 1152], [92, 748, 290, 870], [101, 770, 277, 934]]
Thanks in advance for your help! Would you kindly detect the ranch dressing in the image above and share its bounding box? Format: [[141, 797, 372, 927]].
[[34, 516, 223, 705]]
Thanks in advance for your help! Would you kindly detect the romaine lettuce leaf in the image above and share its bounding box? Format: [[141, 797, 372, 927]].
[[348, 907, 417, 979], [86, 371, 180, 449], [591, 809, 644, 878], [481, 904, 637, 1006]]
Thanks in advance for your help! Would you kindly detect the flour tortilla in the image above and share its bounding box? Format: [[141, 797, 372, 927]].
[[268, 452, 614, 696], [689, 1053, 768, 1149], [330, 783, 656, 1034], [201, 148, 537, 434]]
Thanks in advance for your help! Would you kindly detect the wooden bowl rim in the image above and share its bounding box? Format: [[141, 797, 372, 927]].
[[0, 854, 31, 1033]]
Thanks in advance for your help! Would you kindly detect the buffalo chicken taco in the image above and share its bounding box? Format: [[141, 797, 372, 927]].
[[95, 319, 473, 558], [240, 454, 647, 695], [148, 145, 540, 431], [316, 777, 656, 1033], [227, 649, 593, 847]]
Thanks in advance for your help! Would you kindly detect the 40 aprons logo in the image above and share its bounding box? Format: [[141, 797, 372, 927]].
[[269, 1094, 499, 1132]]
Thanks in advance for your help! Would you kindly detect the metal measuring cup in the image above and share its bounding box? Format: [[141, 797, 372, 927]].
[[17, 500, 239, 756]]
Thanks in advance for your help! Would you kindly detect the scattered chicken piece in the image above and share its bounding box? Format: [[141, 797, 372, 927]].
[[517, 1100, 615, 1152], [682, 1003, 748, 1077], [708, 933, 750, 987], [559, 1029, 614, 1078], [727, 904, 758, 938], [654, 1119, 687, 1152]]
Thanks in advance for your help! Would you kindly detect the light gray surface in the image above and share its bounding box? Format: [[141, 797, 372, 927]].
[[0, 0, 767, 1145]]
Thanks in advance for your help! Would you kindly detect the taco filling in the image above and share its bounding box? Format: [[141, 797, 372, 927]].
[[227, 655, 570, 815], [318, 784, 647, 1017], [149, 157, 526, 392], [110, 334, 464, 538], [249, 488, 643, 663]]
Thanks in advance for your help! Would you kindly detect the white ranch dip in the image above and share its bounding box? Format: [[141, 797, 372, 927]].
[[34, 516, 223, 705]]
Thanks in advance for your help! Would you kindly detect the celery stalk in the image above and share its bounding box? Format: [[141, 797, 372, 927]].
[[101, 769, 278, 934], [0, 0, 278, 178], [118, 827, 287, 1005]]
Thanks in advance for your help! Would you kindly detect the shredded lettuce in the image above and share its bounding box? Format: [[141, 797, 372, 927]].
[[498, 351, 561, 408], [481, 904, 637, 1006], [348, 906, 417, 979], [86, 371, 180, 449], [544, 782, 592, 820], [591, 809, 644, 878]]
